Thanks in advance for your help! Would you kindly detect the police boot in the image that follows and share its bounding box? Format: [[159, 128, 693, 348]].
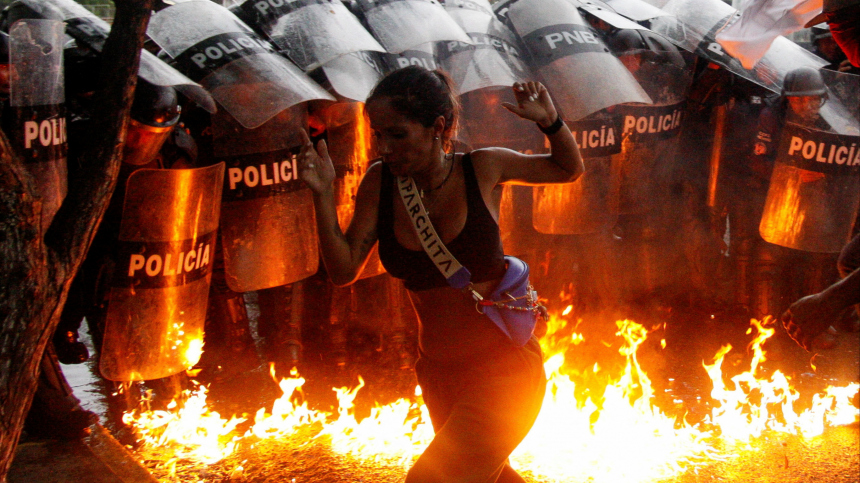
[[53, 329, 89, 365], [751, 242, 778, 321], [200, 289, 259, 378], [258, 283, 303, 372], [24, 347, 98, 441], [732, 237, 754, 316]]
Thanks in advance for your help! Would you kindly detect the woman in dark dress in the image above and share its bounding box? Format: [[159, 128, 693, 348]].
[[299, 66, 583, 482]]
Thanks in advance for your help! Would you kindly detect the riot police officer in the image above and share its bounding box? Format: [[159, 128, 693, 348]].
[[735, 67, 841, 349], [0, 1, 97, 440]]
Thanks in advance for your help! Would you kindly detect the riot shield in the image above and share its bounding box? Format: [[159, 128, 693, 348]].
[[507, 0, 651, 121], [322, 101, 386, 279], [318, 50, 385, 102], [380, 42, 440, 72], [458, 86, 544, 152], [101, 163, 225, 382], [8, 18, 66, 232], [26, 0, 216, 113], [147, 0, 334, 129], [439, 0, 531, 95], [533, 110, 622, 234], [646, 0, 826, 93], [609, 31, 692, 214], [232, 0, 384, 71], [574, 0, 660, 30], [353, 0, 471, 54], [593, 0, 670, 22], [759, 71, 860, 253], [213, 107, 320, 292]]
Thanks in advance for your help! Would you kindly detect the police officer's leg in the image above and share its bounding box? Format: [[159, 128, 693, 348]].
[[257, 282, 303, 371], [25, 346, 97, 440], [54, 271, 91, 364], [200, 240, 258, 375]]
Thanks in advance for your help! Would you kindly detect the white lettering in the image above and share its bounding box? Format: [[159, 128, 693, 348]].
[[128, 254, 145, 276], [24, 121, 38, 149]]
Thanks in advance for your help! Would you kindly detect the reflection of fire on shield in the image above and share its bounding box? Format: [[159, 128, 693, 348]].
[[533, 111, 623, 235], [458, 87, 544, 151], [33, 0, 216, 113], [214, 107, 320, 292], [147, 0, 333, 129], [759, 71, 860, 253], [507, 0, 651, 121], [101, 163, 225, 382], [321, 101, 386, 279], [608, 30, 691, 214], [7, 18, 66, 232]]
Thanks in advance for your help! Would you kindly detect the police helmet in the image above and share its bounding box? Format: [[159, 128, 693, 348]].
[[123, 80, 181, 166], [606, 29, 684, 66], [782, 67, 827, 97], [0, 0, 63, 32], [131, 80, 181, 128]]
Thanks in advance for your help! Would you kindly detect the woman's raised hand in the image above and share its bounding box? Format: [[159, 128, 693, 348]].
[[502, 81, 559, 128], [298, 128, 336, 195]]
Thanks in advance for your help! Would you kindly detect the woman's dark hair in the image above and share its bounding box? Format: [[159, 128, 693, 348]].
[[366, 65, 460, 149]]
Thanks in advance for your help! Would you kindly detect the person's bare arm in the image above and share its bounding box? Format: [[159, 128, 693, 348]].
[[782, 266, 860, 351], [490, 81, 584, 185], [298, 130, 380, 286]]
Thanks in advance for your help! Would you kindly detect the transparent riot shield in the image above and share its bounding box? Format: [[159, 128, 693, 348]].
[[507, 0, 651, 121], [8, 18, 66, 232], [759, 71, 860, 253], [458, 86, 544, 152], [594, 0, 670, 22], [232, 0, 385, 71], [646, 0, 826, 94], [317, 50, 385, 102], [533, 110, 622, 234], [214, 107, 319, 292], [27, 0, 216, 113], [610, 33, 693, 214], [380, 42, 440, 72], [440, 0, 531, 95], [101, 163, 225, 382], [147, 0, 334, 129], [353, 0, 471, 54], [322, 101, 386, 279]]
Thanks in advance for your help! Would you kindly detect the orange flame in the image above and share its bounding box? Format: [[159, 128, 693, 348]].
[[123, 311, 859, 480]]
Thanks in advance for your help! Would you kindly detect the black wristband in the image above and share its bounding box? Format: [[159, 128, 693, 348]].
[[537, 115, 564, 135]]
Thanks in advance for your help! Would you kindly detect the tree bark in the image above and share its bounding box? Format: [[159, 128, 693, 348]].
[[0, 1, 153, 479]]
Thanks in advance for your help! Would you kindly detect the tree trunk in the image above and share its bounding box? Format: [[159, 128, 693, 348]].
[[0, 1, 154, 480]]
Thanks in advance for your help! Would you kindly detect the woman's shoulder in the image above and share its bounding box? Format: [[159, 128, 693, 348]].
[[358, 159, 385, 190], [467, 147, 521, 164]]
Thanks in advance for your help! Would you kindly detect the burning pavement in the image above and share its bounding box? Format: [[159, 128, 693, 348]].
[[81, 303, 860, 483]]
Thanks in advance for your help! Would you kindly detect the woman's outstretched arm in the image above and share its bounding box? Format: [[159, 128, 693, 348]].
[[298, 129, 380, 286], [489, 81, 584, 185]]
